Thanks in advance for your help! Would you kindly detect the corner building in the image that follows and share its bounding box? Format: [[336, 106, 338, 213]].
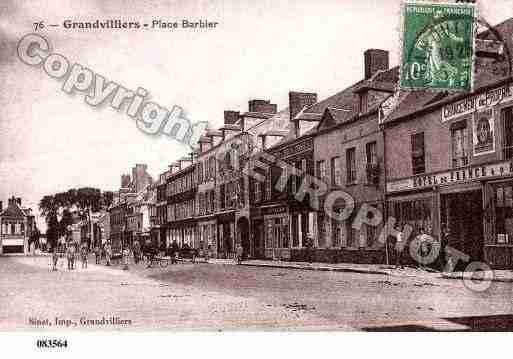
[[382, 18, 513, 269]]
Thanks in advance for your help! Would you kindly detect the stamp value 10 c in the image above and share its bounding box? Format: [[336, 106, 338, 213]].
[[400, 2, 476, 92]]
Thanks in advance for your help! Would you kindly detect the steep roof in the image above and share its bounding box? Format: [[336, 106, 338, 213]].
[[299, 66, 399, 125], [268, 65, 399, 150], [383, 18, 513, 125], [0, 200, 27, 218]]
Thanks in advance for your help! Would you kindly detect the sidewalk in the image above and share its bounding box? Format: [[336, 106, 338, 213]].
[[441, 270, 513, 283], [208, 258, 513, 283], [208, 258, 440, 280]]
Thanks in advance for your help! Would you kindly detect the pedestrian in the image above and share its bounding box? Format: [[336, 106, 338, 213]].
[[416, 228, 427, 270], [52, 247, 59, 271], [146, 242, 156, 268], [70, 243, 77, 270], [94, 243, 101, 264], [305, 233, 314, 264], [198, 241, 204, 262], [122, 246, 130, 270], [66, 244, 72, 270], [171, 240, 179, 264], [81, 243, 88, 269], [236, 243, 243, 265], [396, 226, 405, 269], [205, 244, 211, 263], [105, 241, 112, 266], [133, 240, 141, 264], [440, 224, 450, 272], [225, 236, 232, 259]]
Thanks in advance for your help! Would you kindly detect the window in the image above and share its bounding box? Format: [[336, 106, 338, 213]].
[[278, 165, 288, 192], [210, 157, 216, 179], [317, 160, 326, 183], [266, 169, 272, 200], [359, 92, 368, 113], [366, 141, 377, 164], [220, 184, 226, 209], [390, 198, 432, 236], [366, 224, 378, 248], [301, 159, 307, 174], [366, 141, 379, 184], [332, 216, 346, 248], [210, 191, 215, 212], [237, 178, 244, 206], [347, 226, 359, 248], [503, 107, 513, 159], [494, 183, 513, 244], [346, 147, 357, 184], [318, 214, 328, 248], [291, 161, 299, 194], [225, 182, 233, 208], [411, 132, 425, 175], [254, 180, 262, 203], [331, 157, 341, 186], [451, 121, 468, 168]]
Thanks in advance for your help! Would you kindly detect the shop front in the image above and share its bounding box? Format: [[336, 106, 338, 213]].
[[483, 179, 513, 268], [250, 207, 265, 259], [217, 211, 235, 258], [387, 159, 513, 269], [197, 216, 217, 257], [262, 205, 290, 260], [168, 218, 197, 249]]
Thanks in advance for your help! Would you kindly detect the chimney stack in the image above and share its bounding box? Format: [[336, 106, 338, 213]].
[[224, 111, 240, 125], [289, 91, 318, 138], [0, 201, 3, 213], [364, 49, 389, 79], [16, 197, 21, 206], [248, 99, 277, 114]]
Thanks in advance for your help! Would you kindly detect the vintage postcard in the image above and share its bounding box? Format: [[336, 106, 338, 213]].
[[1, 0, 513, 354]]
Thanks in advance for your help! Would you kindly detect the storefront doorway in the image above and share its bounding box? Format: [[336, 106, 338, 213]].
[[441, 190, 484, 262], [237, 217, 250, 259], [252, 220, 265, 259]]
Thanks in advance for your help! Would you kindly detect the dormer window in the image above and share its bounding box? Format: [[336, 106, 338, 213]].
[[359, 92, 368, 113]]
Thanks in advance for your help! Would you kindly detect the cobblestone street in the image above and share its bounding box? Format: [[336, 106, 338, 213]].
[[1, 256, 513, 331]]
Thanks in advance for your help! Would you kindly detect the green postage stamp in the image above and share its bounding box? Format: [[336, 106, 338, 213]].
[[400, 1, 476, 92]]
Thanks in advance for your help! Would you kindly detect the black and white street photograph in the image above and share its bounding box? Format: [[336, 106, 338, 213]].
[[1, 0, 513, 356]]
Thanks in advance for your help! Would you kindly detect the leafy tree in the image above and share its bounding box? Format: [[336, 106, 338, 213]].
[[39, 187, 112, 248], [102, 191, 114, 209], [59, 209, 74, 238], [39, 195, 57, 218], [46, 213, 59, 250]]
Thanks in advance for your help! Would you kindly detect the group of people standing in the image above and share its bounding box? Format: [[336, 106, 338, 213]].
[[51, 242, 89, 271]]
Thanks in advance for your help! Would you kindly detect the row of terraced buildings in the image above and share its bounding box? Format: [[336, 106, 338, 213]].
[[149, 18, 513, 269]]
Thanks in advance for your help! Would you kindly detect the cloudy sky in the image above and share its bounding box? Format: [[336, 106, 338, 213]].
[[1, 0, 512, 230]]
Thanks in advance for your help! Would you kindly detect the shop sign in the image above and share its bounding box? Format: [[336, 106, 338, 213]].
[[262, 206, 287, 216], [1, 238, 24, 246], [272, 138, 313, 159], [387, 160, 513, 193], [217, 211, 235, 223], [441, 83, 513, 122], [473, 108, 495, 156]]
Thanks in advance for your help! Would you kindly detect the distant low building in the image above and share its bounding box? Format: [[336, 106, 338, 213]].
[[0, 197, 36, 255]]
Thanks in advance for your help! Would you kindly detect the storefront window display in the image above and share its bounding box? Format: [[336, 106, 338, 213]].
[[265, 216, 289, 249], [390, 198, 433, 236], [494, 183, 513, 244]]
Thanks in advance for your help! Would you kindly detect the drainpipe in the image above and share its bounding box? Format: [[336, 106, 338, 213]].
[[381, 121, 389, 266]]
